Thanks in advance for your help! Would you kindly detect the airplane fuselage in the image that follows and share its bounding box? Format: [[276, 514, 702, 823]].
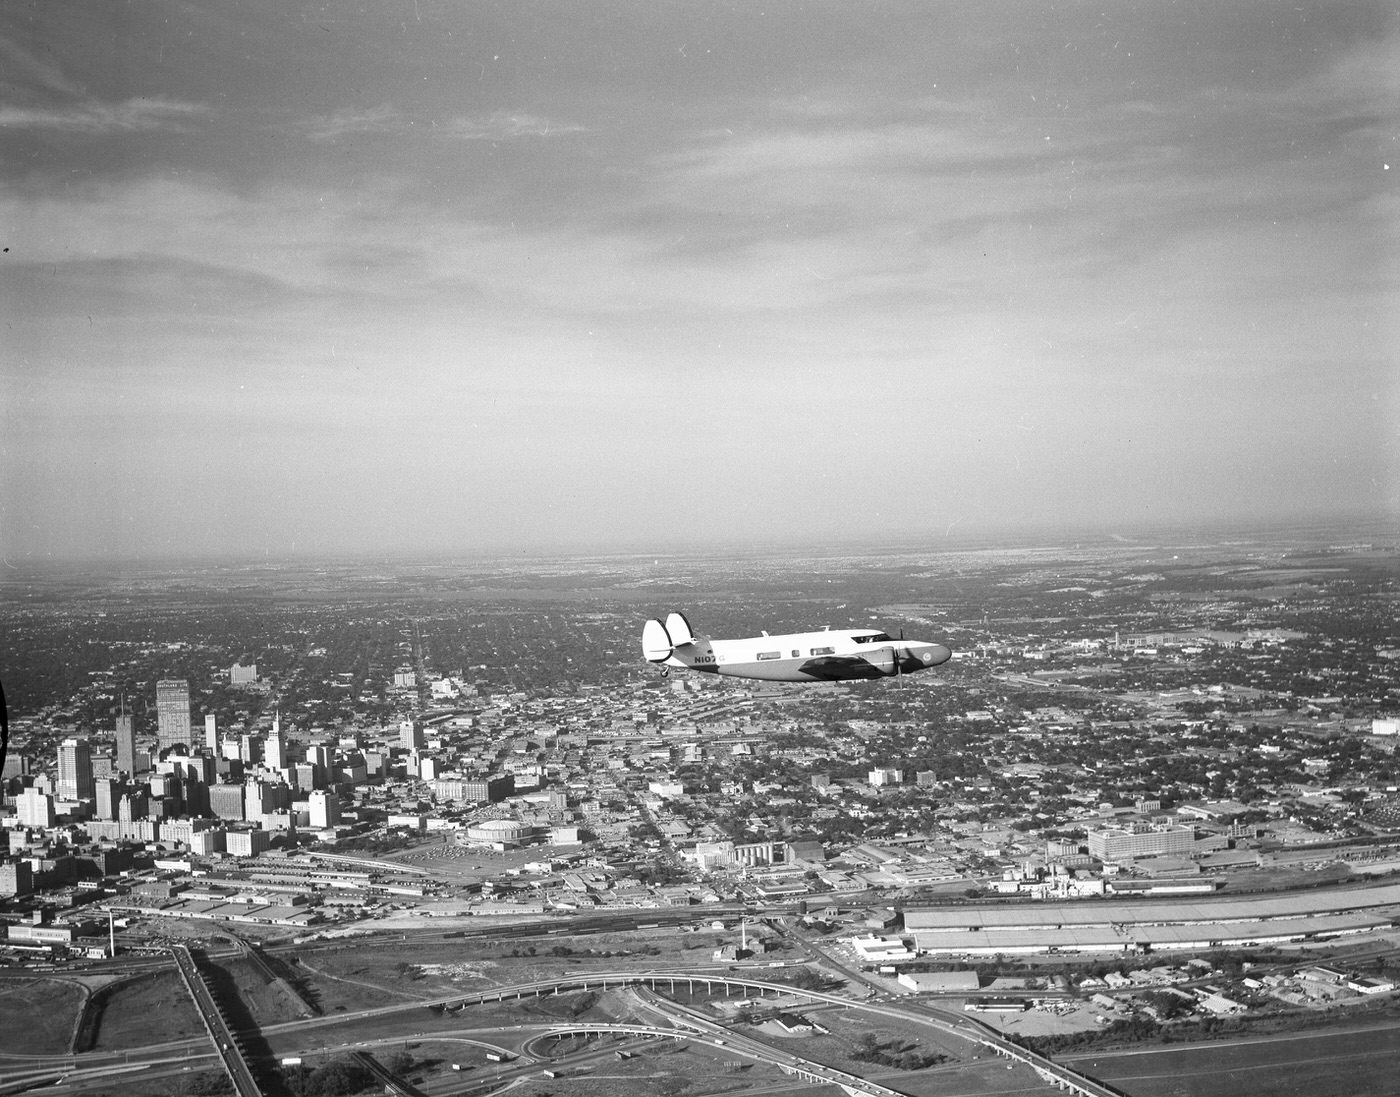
[[650, 622, 951, 683]]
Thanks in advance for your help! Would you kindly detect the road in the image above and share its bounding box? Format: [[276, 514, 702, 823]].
[[168, 945, 265, 1097], [7, 957, 1124, 1097]]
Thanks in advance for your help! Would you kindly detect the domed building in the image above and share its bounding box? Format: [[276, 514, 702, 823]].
[[461, 818, 544, 850]]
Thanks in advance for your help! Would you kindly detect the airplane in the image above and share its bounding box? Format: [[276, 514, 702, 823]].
[[642, 611, 952, 683]]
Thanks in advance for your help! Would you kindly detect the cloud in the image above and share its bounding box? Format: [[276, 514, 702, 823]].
[[302, 105, 406, 141], [442, 111, 589, 139], [0, 96, 208, 133], [302, 107, 587, 142]]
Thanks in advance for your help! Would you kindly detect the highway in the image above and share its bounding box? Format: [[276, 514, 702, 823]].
[[351, 1049, 429, 1097], [168, 945, 265, 1097], [5, 956, 1128, 1097], [264, 967, 1126, 1096]]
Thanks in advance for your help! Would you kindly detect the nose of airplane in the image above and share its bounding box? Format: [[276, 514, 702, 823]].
[[918, 643, 952, 666], [899, 641, 952, 671]]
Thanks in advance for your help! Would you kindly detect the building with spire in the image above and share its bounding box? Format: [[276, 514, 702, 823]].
[[266, 710, 287, 769], [115, 700, 137, 775]]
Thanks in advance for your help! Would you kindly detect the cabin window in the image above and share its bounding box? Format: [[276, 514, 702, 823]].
[[810, 646, 835, 656], [756, 651, 781, 661], [791, 649, 800, 657]]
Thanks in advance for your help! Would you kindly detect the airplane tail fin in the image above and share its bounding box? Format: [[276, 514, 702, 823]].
[[664, 611, 695, 647], [642, 618, 674, 663], [643, 612, 697, 664]]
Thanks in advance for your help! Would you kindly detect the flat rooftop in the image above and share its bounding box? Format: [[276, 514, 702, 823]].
[[905, 882, 1400, 932], [913, 913, 1391, 954]]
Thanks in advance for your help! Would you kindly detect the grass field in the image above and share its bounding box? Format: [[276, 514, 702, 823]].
[[198, 954, 308, 1027], [1062, 1024, 1400, 1097], [68, 1065, 233, 1097], [288, 925, 761, 1011], [86, 971, 206, 1051], [483, 1036, 828, 1097], [0, 977, 83, 1055]]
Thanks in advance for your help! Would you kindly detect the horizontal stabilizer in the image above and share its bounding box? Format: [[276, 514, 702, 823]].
[[642, 618, 673, 663], [664, 611, 696, 647]]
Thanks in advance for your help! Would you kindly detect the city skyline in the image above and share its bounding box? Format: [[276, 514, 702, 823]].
[[4, 535, 1400, 1089], [2, 2, 1396, 561]]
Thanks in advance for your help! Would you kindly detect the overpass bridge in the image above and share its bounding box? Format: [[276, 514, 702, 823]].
[[429, 970, 1126, 1097], [350, 1050, 429, 1097], [523, 1019, 906, 1097], [169, 945, 265, 1097]]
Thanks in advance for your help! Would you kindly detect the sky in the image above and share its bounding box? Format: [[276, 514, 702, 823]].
[[1, 1, 1396, 561]]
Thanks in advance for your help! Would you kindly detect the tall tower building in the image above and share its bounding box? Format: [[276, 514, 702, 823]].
[[57, 738, 95, 801], [239, 734, 264, 766], [18, 787, 56, 827], [118, 791, 150, 823], [115, 705, 137, 775], [156, 679, 192, 755], [95, 776, 127, 821], [309, 790, 341, 828], [266, 711, 287, 769], [399, 719, 424, 751], [205, 714, 218, 751]]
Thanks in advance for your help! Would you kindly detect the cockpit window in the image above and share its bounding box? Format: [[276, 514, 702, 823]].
[[852, 632, 892, 644]]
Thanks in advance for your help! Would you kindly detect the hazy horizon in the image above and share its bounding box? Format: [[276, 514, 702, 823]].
[[1, 511, 1392, 575], [3, 2, 1397, 563]]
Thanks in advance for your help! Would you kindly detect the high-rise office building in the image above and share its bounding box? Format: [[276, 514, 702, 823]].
[[266, 711, 286, 769], [57, 738, 94, 801], [399, 720, 424, 751], [155, 679, 192, 755], [239, 733, 264, 766], [17, 788, 56, 827], [209, 783, 246, 821], [205, 714, 218, 751], [309, 790, 341, 828], [117, 790, 149, 823], [95, 776, 128, 821], [115, 706, 137, 775]]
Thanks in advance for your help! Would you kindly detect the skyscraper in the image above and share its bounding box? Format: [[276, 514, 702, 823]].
[[95, 776, 127, 821], [309, 790, 341, 828], [155, 679, 192, 755], [205, 714, 218, 751], [239, 734, 264, 766], [115, 707, 137, 775], [266, 710, 286, 769], [57, 738, 94, 801]]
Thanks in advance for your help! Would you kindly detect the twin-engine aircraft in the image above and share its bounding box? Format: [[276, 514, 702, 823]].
[[642, 611, 951, 683]]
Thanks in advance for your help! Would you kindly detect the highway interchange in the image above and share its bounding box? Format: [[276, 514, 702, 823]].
[[3, 926, 1125, 1097]]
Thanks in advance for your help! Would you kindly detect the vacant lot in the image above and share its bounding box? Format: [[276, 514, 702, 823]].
[[288, 926, 755, 1011], [482, 1037, 811, 1097], [0, 977, 83, 1055], [86, 971, 205, 1051], [199, 954, 308, 1027]]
